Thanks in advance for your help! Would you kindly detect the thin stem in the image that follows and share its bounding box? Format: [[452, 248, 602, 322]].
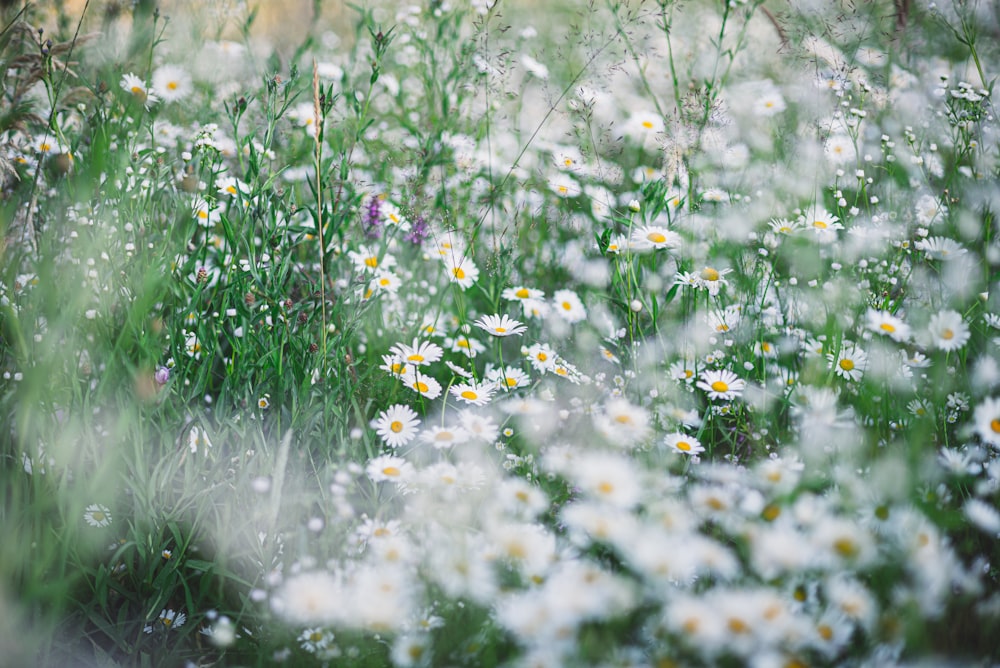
[[312, 61, 328, 365]]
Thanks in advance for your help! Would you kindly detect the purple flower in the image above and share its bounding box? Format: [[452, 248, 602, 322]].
[[154, 366, 170, 385], [405, 214, 429, 246], [362, 195, 383, 240]]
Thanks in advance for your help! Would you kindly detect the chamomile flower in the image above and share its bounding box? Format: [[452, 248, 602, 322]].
[[486, 365, 531, 391], [298, 628, 334, 653], [908, 398, 933, 418], [459, 410, 499, 442], [829, 342, 867, 381], [391, 339, 443, 367], [406, 373, 442, 400], [596, 398, 652, 446], [120, 72, 157, 107], [865, 309, 911, 342], [370, 269, 402, 295], [805, 207, 844, 240], [599, 345, 620, 364], [349, 245, 394, 273], [419, 425, 469, 449], [449, 381, 495, 406], [31, 134, 68, 156], [752, 83, 786, 116], [151, 64, 192, 102], [523, 343, 558, 372], [502, 286, 545, 302], [445, 255, 480, 290], [914, 236, 966, 260], [83, 504, 112, 528], [669, 358, 698, 384], [366, 454, 413, 483], [474, 314, 528, 337], [972, 396, 1000, 448], [552, 289, 587, 324], [372, 404, 421, 448], [824, 133, 855, 164], [927, 310, 970, 352], [630, 225, 681, 251], [663, 431, 705, 455], [447, 335, 486, 358], [696, 369, 746, 401], [143, 609, 187, 634], [698, 266, 733, 296], [767, 217, 804, 235], [380, 353, 412, 379]]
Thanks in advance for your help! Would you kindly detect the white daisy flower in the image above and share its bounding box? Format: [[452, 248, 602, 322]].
[[372, 404, 421, 448]]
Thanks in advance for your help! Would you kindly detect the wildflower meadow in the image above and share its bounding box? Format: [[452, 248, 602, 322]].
[[3, 0, 1000, 665]]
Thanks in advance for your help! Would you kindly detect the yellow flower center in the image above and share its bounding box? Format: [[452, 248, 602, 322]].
[[461, 390, 478, 401], [647, 232, 666, 244], [701, 267, 720, 281], [880, 322, 896, 333], [561, 301, 572, 311], [990, 419, 1000, 433], [762, 505, 781, 521], [167, 81, 178, 90], [941, 328, 954, 340], [710, 380, 729, 392], [92, 512, 105, 521], [434, 431, 453, 441], [407, 354, 425, 362], [505, 377, 518, 387], [813, 220, 827, 229], [727, 618, 750, 634], [839, 359, 855, 371], [415, 381, 429, 393], [676, 440, 691, 451], [494, 327, 506, 333], [597, 482, 614, 494], [537, 352, 548, 361], [641, 120, 654, 129], [515, 288, 530, 298], [365, 256, 378, 268], [382, 466, 401, 477], [614, 414, 632, 424], [310, 631, 324, 642], [818, 624, 833, 641], [390, 421, 403, 433], [453, 267, 466, 279], [833, 538, 858, 557]]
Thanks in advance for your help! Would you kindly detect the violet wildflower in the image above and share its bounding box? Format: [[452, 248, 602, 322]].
[[154, 366, 171, 385], [405, 214, 429, 246], [363, 195, 383, 240]]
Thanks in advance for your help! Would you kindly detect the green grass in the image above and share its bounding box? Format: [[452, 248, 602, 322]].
[[2, 0, 1000, 665]]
